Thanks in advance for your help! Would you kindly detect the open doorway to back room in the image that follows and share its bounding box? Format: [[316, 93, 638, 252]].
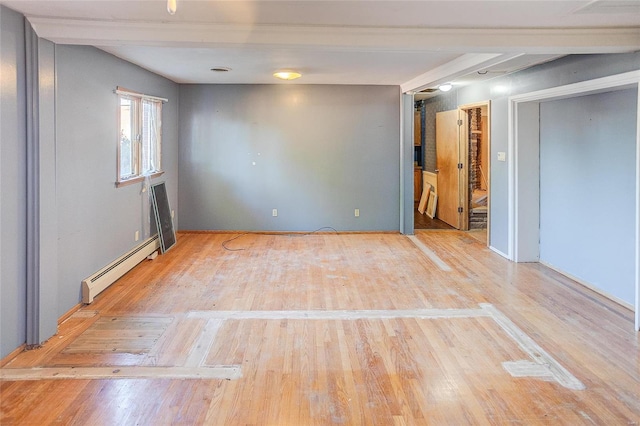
[[414, 101, 453, 230], [414, 96, 490, 246], [413, 95, 456, 232]]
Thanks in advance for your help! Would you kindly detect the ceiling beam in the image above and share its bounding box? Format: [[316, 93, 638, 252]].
[[401, 53, 526, 93], [28, 17, 640, 54]]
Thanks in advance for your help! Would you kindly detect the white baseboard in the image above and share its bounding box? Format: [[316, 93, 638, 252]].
[[539, 260, 634, 311], [489, 245, 510, 260]]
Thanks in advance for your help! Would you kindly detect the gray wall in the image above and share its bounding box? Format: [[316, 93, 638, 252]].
[[55, 46, 179, 317], [2, 13, 638, 359], [0, 5, 27, 359], [0, 14, 180, 357], [487, 98, 509, 253], [455, 52, 640, 255], [178, 84, 400, 232], [540, 89, 637, 305]]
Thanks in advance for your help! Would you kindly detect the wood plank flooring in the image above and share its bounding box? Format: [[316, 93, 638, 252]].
[[414, 206, 455, 230], [1, 231, 639, 425]]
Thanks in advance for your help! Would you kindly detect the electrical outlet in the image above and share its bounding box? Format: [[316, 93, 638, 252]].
[[171, 210, 175, 219], [134, 230, 140, 241], [272, 209, 278, 217], [354, 209, 360, 217]]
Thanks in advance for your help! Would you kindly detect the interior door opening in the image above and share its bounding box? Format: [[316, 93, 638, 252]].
[[464, 104, 490, 239], [414, 101, 490, 246]]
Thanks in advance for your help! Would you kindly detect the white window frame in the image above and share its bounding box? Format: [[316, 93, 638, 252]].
[[116, 86, 167, 187]]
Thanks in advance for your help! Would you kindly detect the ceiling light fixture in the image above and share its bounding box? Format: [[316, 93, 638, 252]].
[[273, 71, 302, 81], [167, 0, 177, 15], [439, 83, 453, 92]]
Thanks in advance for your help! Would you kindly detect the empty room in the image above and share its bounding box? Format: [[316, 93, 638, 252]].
[[1, 1, 639, 424]]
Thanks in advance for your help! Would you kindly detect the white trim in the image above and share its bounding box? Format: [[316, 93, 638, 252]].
[[509, 70, 640, 103], [28, 17, 640, 54], [540, 261, 634, 311], [489, 245, 510, 260], [507, 98, 516, 260], [508, 70, 640, 331], [115, 88, 168, 103]]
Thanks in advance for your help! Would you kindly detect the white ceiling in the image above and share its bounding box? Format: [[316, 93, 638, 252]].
[[2, 0, 639, 91]]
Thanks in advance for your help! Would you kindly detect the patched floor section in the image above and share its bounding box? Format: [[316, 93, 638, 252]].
[[62, 316, 174, 354]]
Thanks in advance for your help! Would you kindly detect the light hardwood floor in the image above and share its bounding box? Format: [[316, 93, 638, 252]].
[[1, 231, 639, 425]]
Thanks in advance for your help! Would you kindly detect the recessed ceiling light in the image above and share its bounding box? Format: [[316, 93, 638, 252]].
[[439, 83, 453, 92], [273, 71, 302, 81], [211, 67, 232, 72]]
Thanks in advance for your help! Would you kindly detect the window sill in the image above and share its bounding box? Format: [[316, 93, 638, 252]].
[[115, 171, 165, 188]]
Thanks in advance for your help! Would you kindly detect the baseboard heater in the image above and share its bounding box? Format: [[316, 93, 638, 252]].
[[82, 235, 160, 304]]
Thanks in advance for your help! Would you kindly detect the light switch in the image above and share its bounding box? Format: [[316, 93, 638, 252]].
[[497, 152, 506, 162]]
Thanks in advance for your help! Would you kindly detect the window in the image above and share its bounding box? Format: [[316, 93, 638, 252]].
[[116, 87, 165, 186]]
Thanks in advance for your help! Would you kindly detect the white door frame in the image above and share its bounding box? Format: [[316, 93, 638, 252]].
[[507, 70, 640, 330]]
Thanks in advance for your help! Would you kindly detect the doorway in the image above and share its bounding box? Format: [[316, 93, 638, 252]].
[[414, 101, 490, 244], [413, 100, 455, 231], [507, 72, 640, 330]]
